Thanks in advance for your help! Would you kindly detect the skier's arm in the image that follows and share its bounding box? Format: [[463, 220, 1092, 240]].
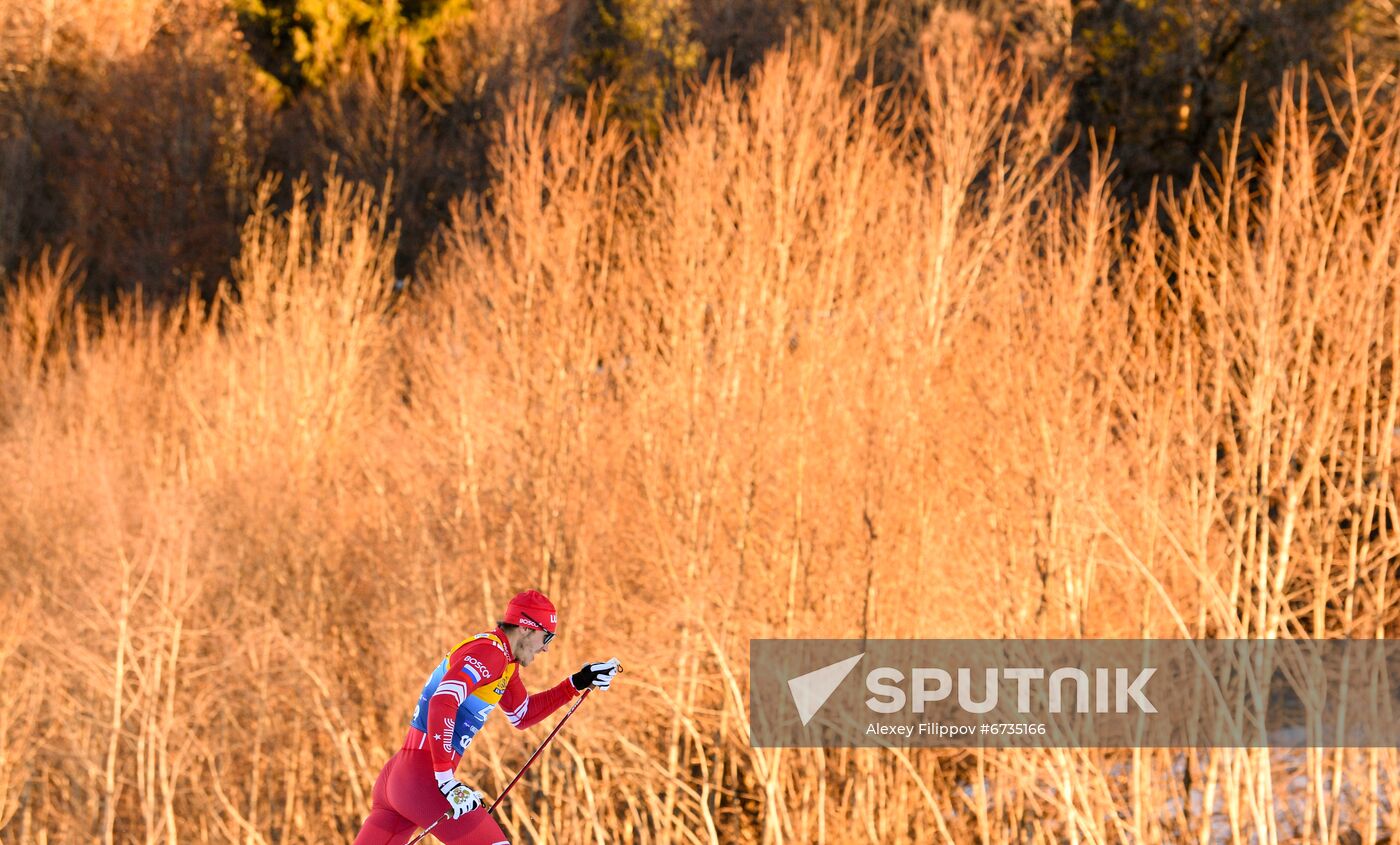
[[500, 671, 582, 730], [426, 641, 507, 774]]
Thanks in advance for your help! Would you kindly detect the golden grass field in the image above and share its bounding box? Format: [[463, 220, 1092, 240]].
[[3, 10, 1400, 843]]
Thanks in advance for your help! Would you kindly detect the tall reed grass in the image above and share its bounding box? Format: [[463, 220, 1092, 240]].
[[1, 18, 1398, 843]]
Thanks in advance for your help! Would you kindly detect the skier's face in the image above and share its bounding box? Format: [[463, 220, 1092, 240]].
[[516, 627, 552, 666]]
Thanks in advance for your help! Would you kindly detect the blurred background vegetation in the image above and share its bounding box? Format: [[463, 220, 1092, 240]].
[[5, 0, 1400, 299]]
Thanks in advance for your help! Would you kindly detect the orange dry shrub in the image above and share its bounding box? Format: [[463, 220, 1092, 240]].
[[2, 21, 1400, 845]]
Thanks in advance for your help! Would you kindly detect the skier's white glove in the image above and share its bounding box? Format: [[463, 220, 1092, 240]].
[[570, 658, 621, 692], [434, 770, 484, 819]]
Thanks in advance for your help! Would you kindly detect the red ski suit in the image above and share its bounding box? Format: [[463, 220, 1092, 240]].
[[354, 628, 579, 845]]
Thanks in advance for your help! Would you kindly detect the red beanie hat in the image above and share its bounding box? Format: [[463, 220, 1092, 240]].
[[504, 590, 557, 633]]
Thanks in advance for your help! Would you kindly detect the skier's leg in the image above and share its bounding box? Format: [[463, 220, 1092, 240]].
[[354, 807, 419, 845], [353, 752, 420, 845], [382, 749, 511, 844]]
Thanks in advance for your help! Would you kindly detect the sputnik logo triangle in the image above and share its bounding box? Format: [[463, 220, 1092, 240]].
[[788, 653, 865, 726]]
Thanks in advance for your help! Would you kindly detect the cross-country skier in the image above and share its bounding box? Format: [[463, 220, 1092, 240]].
[[353, 589, 621, 845]]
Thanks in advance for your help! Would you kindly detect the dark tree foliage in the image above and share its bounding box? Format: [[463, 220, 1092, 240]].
[[1071, 0, 1349, 198], [569, 0, 705, 138], [232, 0, 474, 95]]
